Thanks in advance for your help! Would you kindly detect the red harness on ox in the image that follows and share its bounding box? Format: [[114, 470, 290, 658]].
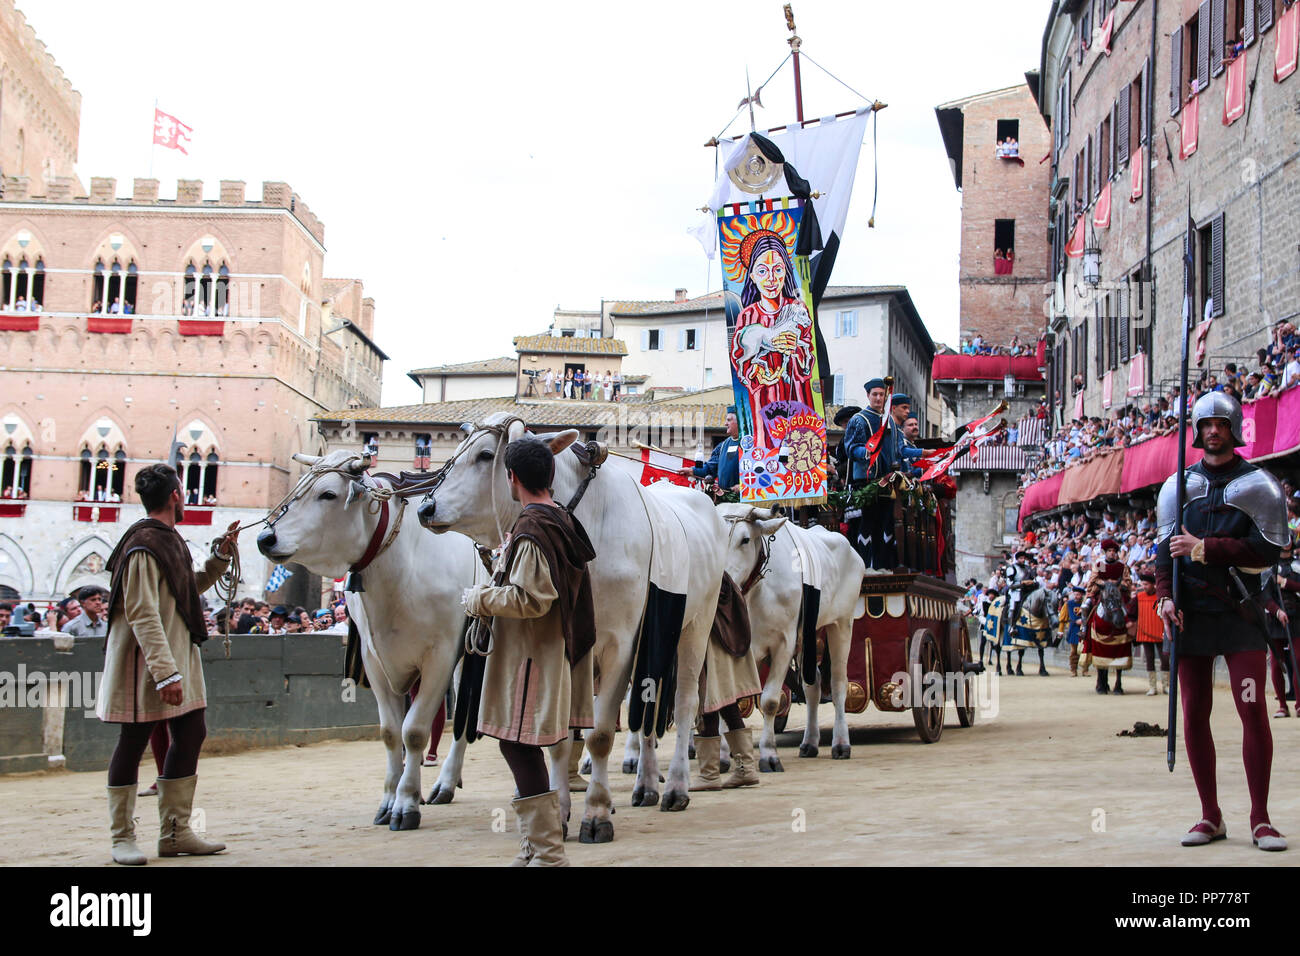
[[343, 498, 390, 593]]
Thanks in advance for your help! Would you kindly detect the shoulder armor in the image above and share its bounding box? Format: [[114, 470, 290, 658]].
[[1223, 467, 1289, 548], [1156, 471, 1209, 542]]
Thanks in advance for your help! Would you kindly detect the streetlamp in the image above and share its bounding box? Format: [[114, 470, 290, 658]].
[[1082, 229, 1101, 287]]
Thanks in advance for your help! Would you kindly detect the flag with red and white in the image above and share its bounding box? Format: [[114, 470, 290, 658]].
[[638, 447, 694, 487], [153, 108, 193, 154], [1277, 1, 1299, 83], [1129, 146, 1143, 203], [1092, 180, 1112, 229], [1065, 215, 1086, 258], [1179, 93, 1199, 160]]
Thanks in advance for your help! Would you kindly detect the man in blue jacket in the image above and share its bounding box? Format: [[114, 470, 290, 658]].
[[684, 406, 742, 499], [842, 379, 897, 569], [889, 394, 925, 478]]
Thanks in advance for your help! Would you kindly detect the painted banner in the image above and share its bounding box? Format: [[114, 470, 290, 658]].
[[717, 201, 827, 506]]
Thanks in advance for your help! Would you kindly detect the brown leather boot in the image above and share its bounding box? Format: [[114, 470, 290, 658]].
[[107, 785, 147, 866], [511, 791, 569, 867], [721, 729, 760, 788], [690, 736, 722, 790], [157, 775, 226, 857]]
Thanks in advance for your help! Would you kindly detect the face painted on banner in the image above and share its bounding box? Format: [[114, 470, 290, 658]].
[[751, 250, 787, 307]]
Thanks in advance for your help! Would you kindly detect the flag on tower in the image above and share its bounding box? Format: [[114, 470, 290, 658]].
[[153, 108, 193, 154]]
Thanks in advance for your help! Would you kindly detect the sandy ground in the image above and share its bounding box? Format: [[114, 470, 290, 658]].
[[2, 665, 1298, 867]]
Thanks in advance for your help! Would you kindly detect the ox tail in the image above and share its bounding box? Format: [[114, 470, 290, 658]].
[[627, 582, 687, 739], [453, 618, 486, 744], [798, 584, 823, 685], [344, 618, 371, 689]]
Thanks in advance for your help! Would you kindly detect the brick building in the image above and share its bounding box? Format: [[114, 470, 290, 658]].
[[935, 83, 1053, 348], [0, 5, 383, 607], [1038, 0, 1300, 423]]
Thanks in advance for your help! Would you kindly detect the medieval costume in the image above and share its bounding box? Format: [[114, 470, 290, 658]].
[[691, 573, 762, 791], [1127, 572, 1168, 695], [842, 379, 898, 571], [1264, 551, 1300, 717], [1156, 392, 1287, 850], [465, 502, 597, 866], [1060, 586, 1086, 677], [97, 517, 230, 865], [1086, 538, 1132, 694]]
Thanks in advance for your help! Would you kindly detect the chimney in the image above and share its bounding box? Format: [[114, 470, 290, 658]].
[[177, 179, 204, 204], [674, 288, 688, 303], [132, 178, 159, 202], [219, 180, 246, 205], [90, 177, 117, 202]]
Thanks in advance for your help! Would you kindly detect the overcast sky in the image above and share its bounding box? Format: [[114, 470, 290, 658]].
[[21, 0, 1051, 406]]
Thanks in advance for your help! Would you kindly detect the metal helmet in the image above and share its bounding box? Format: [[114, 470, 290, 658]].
[[1190, 390, 1244, 448]]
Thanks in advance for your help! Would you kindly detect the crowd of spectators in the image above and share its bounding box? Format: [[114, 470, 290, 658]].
[[3, 296, 43, 312], [1021, 320, 1300, 496], [539, 367, 623, 402], [0, 587, 348, 639], [959, 334, 1036, 357]]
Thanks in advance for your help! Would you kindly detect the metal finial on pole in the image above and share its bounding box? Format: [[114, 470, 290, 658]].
[[784, 4, 804, 124]]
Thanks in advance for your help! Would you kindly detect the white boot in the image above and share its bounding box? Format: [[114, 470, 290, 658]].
[[1145, 672, 1158, 696], [107, 785, 147, 866]]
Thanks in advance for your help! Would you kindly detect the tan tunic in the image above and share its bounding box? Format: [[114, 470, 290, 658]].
[[700, 638, 762, 715], [466, 539, 594, 746], [96, 550, 229, 724]]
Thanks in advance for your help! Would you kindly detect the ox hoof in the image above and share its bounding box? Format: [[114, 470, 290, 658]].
[[1039, 668, 1050, 676], [798, 743, 818, 758], [579, 818, 615, 844], [426, 783, 455, 805], [760, 755, 785, 772], [579, 756, 592, 774], [831, 743, 851, 760], [621, 758, 638, 775], [373, 807, 392, 826], [389, 808, 421, 831], [631, 786, 659, 808], [660, 789, 690, 812]]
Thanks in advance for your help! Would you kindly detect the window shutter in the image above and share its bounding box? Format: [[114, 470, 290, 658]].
[[1109, 101, 1118, 177], [1065, 69, 1072, 139], [1120, 280, 1131, 363], [640, 329, 649, 352], [1110, 294, 1119, 370], [1095, 302, 1105, 379], [659, 328, 666, 350], [1198, 1, 1212, 91], [1211, 0, 1226, 77], [1116, 84, 1130, 164], [1141, 58, 1151, 142], [833, 374, 844, 405], [1258, 0, 1274, 34], [1170, 28, 1183, 115], [1083, 318, 1089, 386], [1092, 127, 1101, 199], [1244, 0, 1256, 45], [677, 329, 685, 351], [1211, 213, 1225, 318]]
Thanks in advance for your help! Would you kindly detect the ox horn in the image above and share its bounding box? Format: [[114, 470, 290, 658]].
[[749, 507, 776, 521], [346, 454, 372, 475], [292, 453, 322, 466]]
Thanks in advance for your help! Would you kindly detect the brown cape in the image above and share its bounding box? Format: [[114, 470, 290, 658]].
[[107, 518, 208, 646], [501, 503, 596, 664], [710, 572, 752, 657]]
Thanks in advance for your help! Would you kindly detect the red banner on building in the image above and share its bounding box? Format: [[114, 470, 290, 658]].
[[1093, 180, 1112, 229], [1099, 9, 1114, 55], [1129, 146, 1143, 203], [1277, 2, 1299, 82], [1065, 215, 1086, 257], [1127, 350, 1146, 396], [1180, 93, 1199, 159], [1224, 52, 1247, 124]]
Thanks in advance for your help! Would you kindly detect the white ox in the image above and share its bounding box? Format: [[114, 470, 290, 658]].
[[416, 413, 726, 842], [716, 504, 866, 767], [255, 450, 482, 831]]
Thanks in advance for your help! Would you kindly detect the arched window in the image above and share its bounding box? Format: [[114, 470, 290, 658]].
[[184, 260, 230, 317], [93, 260, 138, 314], [203, 451, 219, 503], [1, 257, 46, 311], [1, 443, 33, 499], [173, 428, 219, 506], [79, 444, 125, 501]]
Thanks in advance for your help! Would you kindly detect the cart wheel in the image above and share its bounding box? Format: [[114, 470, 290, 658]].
[[910, 630, 945, 743], [954, 630, 978, 728]]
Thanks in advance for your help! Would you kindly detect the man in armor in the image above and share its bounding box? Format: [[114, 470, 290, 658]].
[[1156, 391, 1288, 851]]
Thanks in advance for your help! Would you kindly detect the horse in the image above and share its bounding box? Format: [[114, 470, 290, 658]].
[[999, 585, 1061, 676], [1085, 580, 1131, 694], [714, 504, 866, 769], [255, 450, 483, 831], [415, 413, 727, 842]]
